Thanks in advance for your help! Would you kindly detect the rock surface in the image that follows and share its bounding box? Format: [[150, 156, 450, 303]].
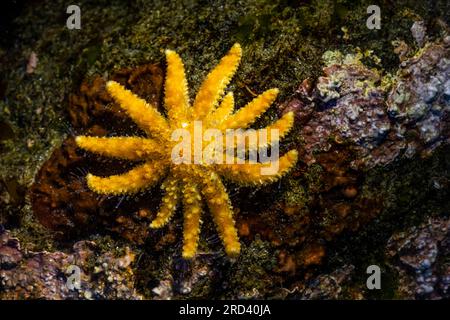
[[387, 217, 450, 299], [0, 227, 141, 299]]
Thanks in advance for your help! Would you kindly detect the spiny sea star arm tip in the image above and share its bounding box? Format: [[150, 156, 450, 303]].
[[75, 135, 163, 160], [201, 173, 241, 256], [216, 149, 299, 186], [230, 41, 242, 56], [105, 80, 169, 137], [149, 175, 180, 228], [164, 48, 190, 125], [230, 111, 295, 151], [105, 80, 114, 88], [262, 111, 295, 139], [86, 161, 167, 195], [193, 43, 243, 119], [220, 88, 280, 130], [181, 181, 203, 259], [206, 91, 235, 127], [284, 150, 299, 170]]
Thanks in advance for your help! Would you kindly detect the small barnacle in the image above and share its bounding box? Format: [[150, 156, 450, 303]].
[[75, 44, 298, 258]]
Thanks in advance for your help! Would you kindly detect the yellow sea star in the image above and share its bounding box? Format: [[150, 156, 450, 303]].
[[75, 43, 298, 258]]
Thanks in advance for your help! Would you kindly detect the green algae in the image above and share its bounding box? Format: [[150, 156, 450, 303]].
[[225, 237, 277, 299]]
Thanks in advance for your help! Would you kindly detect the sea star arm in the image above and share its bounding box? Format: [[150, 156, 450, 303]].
[[201, 171, 240, 256], [219, 88, 279, 130], [230, 111, 295, 151], [205, 92, 234, 128], [181, 180, 203, 259], [164, 50, 190, 125], [193, 43, 242, 120], [86, 161, 167, 195], [216, 149, 298, 186], [149, 175, 180, 228], [75, 136, 164, 160], [106, 81, 170, 138]]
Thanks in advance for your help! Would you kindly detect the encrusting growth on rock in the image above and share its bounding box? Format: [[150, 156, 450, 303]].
[[75, 43, 298, 258]]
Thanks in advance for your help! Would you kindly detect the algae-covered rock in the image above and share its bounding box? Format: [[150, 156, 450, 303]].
[[0, 227, 142, 299], [387, 216, 450, 299]]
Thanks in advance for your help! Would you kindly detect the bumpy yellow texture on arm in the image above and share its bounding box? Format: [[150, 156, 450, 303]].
[[86, 161, 167, 195], [181, 181, 203, 259], [193, 43, 242, 120], [216, 149, 298, 186], [219, 88, 279, 130], [74, 43, 298, 259], [164, 50, 190, 125], [201, 171, 240, 256], [150, 175, 180, 228], [206, 92, 234, 128], [106, 81, 169, 138], [75, 136, 163, 160], [228, 111, 295, 151]]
